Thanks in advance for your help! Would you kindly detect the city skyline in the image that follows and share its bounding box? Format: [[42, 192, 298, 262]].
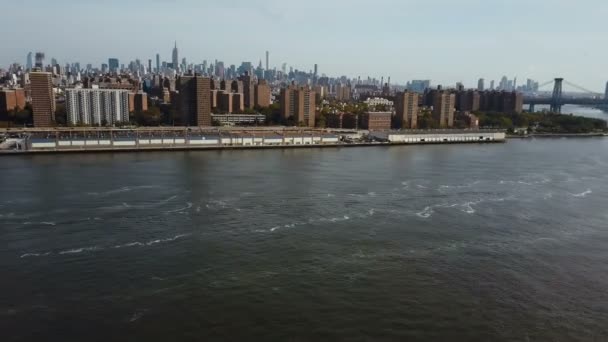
[[3, 0, 608, 91]]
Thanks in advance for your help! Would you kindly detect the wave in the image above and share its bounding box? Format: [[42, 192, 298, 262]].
[[22, 221, 56, 226], [87, 185, 160, 197], [164, 202, 193, 213], [416, 197, 513, 218], [20, 252, 52, 258], [20, 234, 191, 258], [59, 246, 102, 255], [438, 180, 481, 191], [572, 189, 592, 198], [115, 234, 191, 248]]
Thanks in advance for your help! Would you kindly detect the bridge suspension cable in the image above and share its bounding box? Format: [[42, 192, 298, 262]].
[[563, 80, 597, 95], [538, 80, 555, 89]]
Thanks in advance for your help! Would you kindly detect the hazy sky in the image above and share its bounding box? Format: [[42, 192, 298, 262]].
[[3, 0, 607, 91]]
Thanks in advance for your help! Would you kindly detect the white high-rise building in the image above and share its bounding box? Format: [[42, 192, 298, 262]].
[[66, 89, 130, 126]]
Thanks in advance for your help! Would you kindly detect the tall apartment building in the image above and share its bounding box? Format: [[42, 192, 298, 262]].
[[395, 91, 419, 129], [254, 80, 271, 108], [134, 92, 148, 112], [433, 91, 456, 128], [176, 75, 211, 126], [335, 83, 351, 101], [239, 72, 255, 109], [456, 90, 480, 112], [217, 91, 244, 114], [65, 88, 129, 126], [280, 86, 316, 127], [30, 72, 55, 127], [0, 88, 26, 116]]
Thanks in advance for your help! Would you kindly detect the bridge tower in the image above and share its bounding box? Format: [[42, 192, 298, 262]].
[[550, 78, 563, 113]]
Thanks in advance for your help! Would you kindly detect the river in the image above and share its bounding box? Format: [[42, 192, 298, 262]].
[[534, 104, 608, 120], [1, 139, 608, 341]]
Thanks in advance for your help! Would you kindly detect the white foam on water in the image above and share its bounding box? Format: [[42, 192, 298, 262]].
[[572, 189, 592, 198], [20, 252, 52, 258], [59, 246, 101, 255], [269, 226, 281, 232], [164, 202, 193, 213], [113, 242, 145, 249], [543, 192, 554, 200]]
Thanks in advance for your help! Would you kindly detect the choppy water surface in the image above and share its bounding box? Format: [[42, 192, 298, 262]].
[[2, 139, 608, 341]]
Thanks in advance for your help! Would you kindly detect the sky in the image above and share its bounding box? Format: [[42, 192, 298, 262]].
[[3, 0, 608, 91]]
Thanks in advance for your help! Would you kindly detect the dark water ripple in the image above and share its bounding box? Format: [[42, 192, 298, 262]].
[[1, 139, 608, 341]]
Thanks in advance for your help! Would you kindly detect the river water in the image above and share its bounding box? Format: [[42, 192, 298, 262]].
[[534, 104, 608, 120], [2, 139, 608, 341]]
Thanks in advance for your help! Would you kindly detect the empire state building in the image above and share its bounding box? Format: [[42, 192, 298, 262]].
[[172, 41, 179, 72]]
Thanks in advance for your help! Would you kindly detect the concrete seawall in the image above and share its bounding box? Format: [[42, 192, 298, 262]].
[[0, 128, 506, 155]]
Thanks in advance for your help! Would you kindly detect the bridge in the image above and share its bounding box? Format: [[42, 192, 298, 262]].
[[523, 78, 607, 113]]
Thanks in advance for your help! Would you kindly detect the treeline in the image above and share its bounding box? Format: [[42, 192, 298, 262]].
[[476, 111, 607, 133]]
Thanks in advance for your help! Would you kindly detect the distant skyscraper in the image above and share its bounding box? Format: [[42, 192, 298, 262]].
[[604, 81, 608, 100], [156, 54, 160, 73], [490, 80, 495, 90], [30, 72, 55, 127], [108, 58, 119, 73], [265, 51, 269, 70], [477, 78, 485, 91], [34, 52, 45, 69], [172, 41, 179, 72], [148, 59, 152, 74], [26, 52, 33, 70]]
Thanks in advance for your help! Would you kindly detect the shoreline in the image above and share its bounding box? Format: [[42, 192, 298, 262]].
[[0, 140, 505, 156], [508, 133, 607, 139]]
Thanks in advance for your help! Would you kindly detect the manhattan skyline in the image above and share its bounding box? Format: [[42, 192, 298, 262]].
[[3, 0, 608, 91]]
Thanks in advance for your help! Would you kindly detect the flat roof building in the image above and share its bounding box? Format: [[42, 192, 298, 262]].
[[30, 72, 55, 127]]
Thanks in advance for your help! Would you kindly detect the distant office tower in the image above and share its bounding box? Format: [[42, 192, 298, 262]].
[[0, 88, 26, 116], [408, 80, 431, 93], [239, 72, 255, 109], [26, 52, 33, 70], [605, 81, 608, 100], [147, 60, 152, 74], [172, 41, 179, 72], [335, 83, 351, 101], [432, 91, 456, 128], [314, 64, 318, 80], [254, 80, 271, 108], [108, 58, 119, 73], [490, 80, 495, 90], [34, 52, 45, 69], [156, 54, 160, 73], [395, 91, 419, 129], [280, 86, 316, 127], [29, 72, 55, 127], [176, 75, 211, 126], [477, 78, 485, 91], [65, 88, 130, 126], [265, 51, 269, 70]]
